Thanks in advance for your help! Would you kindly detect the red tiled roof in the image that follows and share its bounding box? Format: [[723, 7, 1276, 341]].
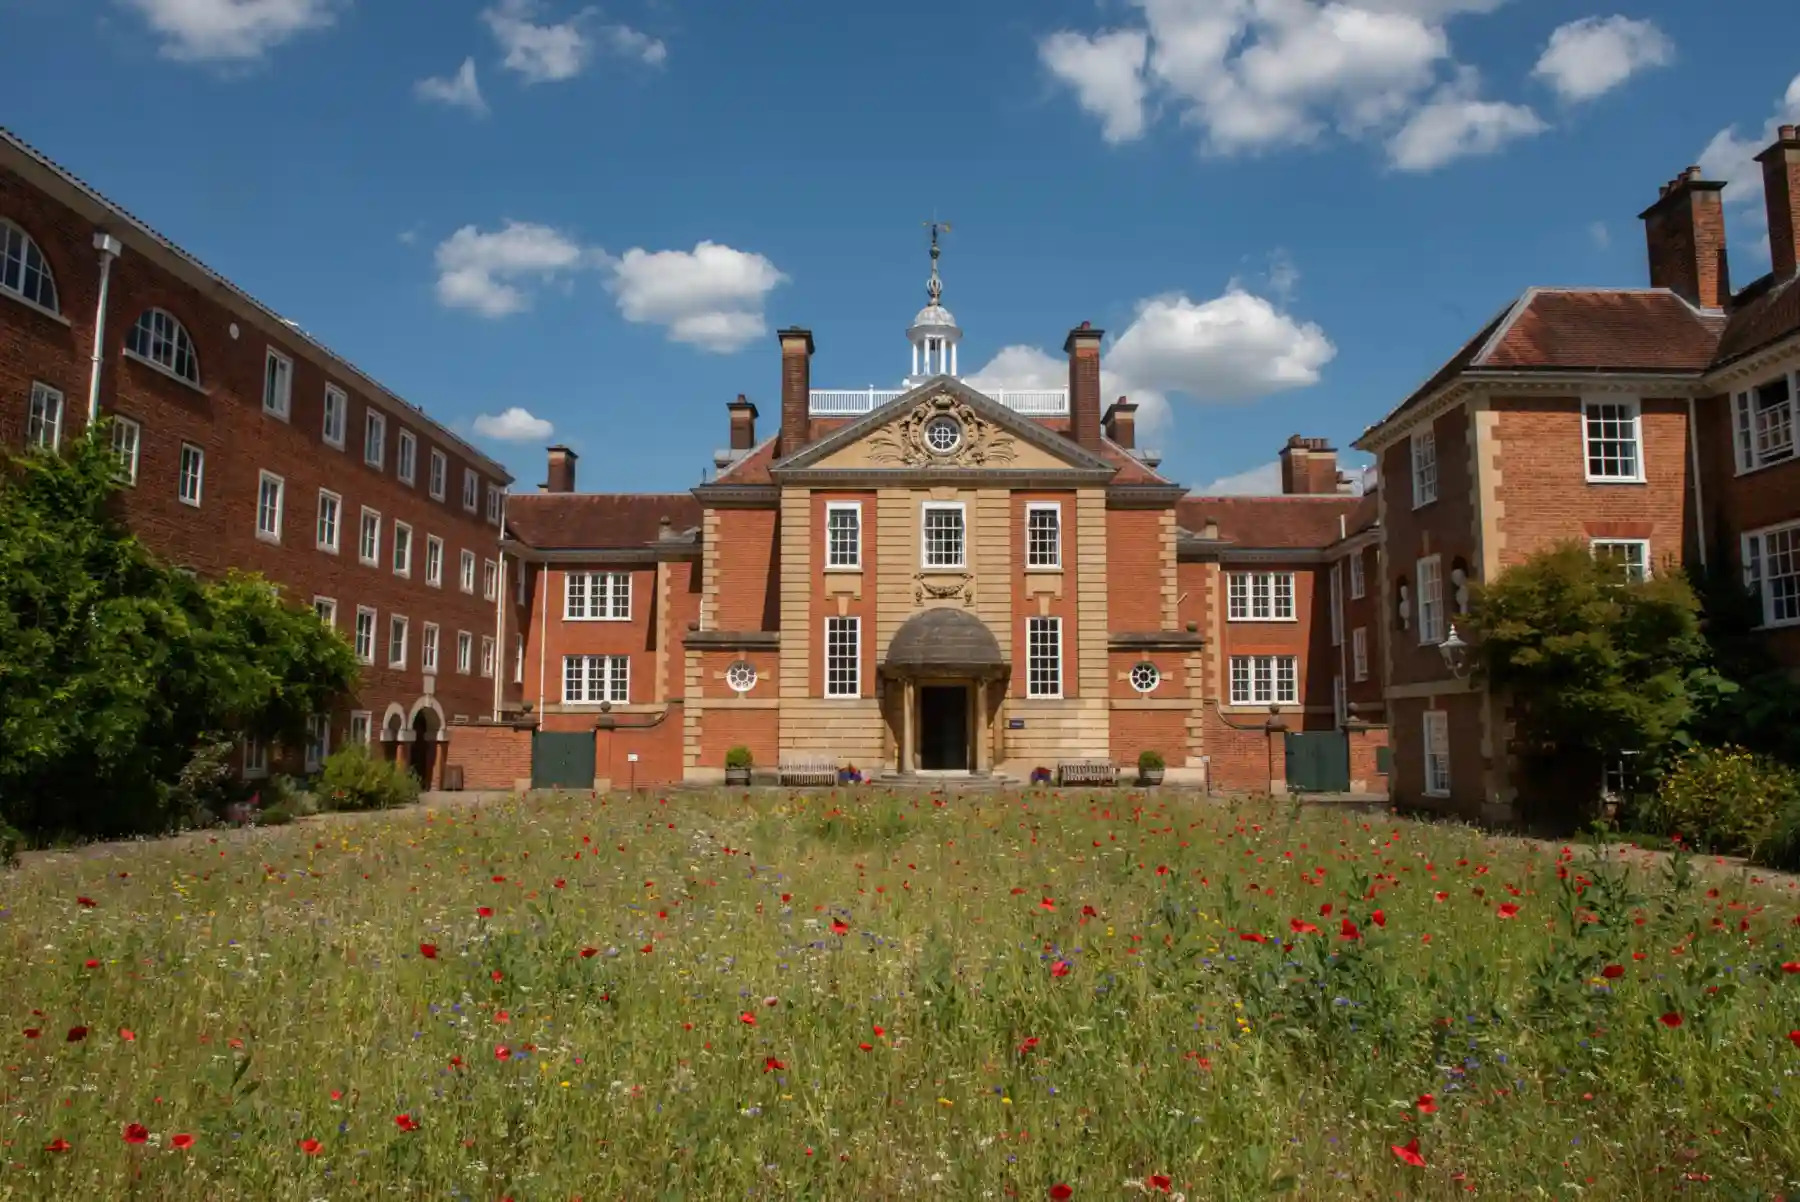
[[714, 438, 777, 485], [1481, 289, 1723, 371], [1098, 438, 1168, 484], [506, 493, 701, 550], [1177, 495, 1362, 550], [1716, 272, 1800, 365]]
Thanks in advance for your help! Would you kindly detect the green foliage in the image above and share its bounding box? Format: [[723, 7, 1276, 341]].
[[317, 744, 421, 812], [724, 745, 754, 770], [1684, 563, 1800, 762], [0, 430, 359, 837], [0, 819, 19, 867], [1642, 745, 1800, 856], [1137, 749, 1165, 772], [160, 737, 240, 827], [1465, 543, 1717, 778]]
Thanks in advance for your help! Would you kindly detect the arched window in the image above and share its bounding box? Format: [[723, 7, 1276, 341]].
[[125, 308, 200, 385], [0, 220, 59, 313]]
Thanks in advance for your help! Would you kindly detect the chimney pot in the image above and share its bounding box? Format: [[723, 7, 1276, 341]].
[[727, 394, 759, 451], [1101, 397, 1138, 450], [1782, 124, 1798, 140], [1278, 434, 1339, 495]]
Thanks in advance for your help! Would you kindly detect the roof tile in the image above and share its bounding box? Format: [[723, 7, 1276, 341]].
[[506, 493, 701, 550], [1177, 495, 1362, 550]]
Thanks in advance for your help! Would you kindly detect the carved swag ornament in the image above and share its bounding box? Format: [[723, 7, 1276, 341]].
[[865, 393, 1020, 468]]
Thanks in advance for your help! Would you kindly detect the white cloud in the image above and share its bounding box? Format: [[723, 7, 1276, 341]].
[[608, 242, 787, 353], [482, 0, 664, 82], [1588, 220, 1611, 250], [434, 221, 598, 318], [474, 407, 555, 442], [1532, 16, 1673, 104], [1197, 459, 1284, 495], [1387, 73, 1545, 171], [1039, 29, 1150, 144], [119, 0, 336, 61], [1697, 72, 1800, 263], [1266, 248, 1300, 302], [416, 57, 488, 115]]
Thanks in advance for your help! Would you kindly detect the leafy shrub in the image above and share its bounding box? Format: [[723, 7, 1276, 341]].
[[1756, 793, 1800, 872], [1138, 749, 1165, 772], [1644, 746, 1800, 855], [317, 745, 420, 812], [256, 801, 298, 826], [725, 745, 754, 770], [160, 737, 239, 827], [0, 819, 20, 867]]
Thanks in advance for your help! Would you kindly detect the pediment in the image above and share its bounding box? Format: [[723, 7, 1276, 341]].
[[774, 377, 1114, 477]]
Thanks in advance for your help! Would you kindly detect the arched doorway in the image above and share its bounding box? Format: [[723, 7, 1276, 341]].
[[411, 709, 439, 787], [884, 608, 1008, 775], [382, 712, 405, 764]]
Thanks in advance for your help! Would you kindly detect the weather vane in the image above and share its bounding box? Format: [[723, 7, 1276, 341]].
[[924, 218, 951, 305]]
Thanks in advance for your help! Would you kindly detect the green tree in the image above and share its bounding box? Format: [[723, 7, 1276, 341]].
[[0, 428, 358, 838], [1464, 543, 1718, 805]]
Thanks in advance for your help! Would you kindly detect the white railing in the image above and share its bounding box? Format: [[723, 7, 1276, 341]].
[[809, 387, 1069, 416]]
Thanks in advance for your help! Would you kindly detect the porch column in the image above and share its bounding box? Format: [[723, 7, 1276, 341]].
[[901, 678, 916, 775], [974, 677, 989, 773]]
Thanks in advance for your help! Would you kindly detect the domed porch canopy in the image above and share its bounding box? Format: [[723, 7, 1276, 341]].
[[884, 607, 1007, 677]]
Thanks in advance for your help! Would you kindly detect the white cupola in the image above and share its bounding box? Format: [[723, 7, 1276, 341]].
[[906, 221, 962, 384]]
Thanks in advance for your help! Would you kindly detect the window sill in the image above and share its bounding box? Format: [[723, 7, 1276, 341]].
[[822, 694, 863, 702], [1025, 565, 1063, 574], [429, 491, 446, 504], [364, 459, 385, 472], [122, 350, 205, 394], [324, 437, 346, 453], [263, 405, 290, 423], [1, 289, 72, 326], [1583, 476, 1647, 485], [1733, 454, 1797, 478], [427, 580, 442, 590], [389, 662, 408, 671], [1226, 616, 1298, 624], [1411, 497, 1437, 511], [921, 563, 968, 573], [360, 558, 380, 569], [823, 565, 864, 574], [562, 615, 632, 623], [178, 496, 201, 510], [318, 543, 339, 555], [1423, 788, 1452, 799], [256, 531, 281, 546]]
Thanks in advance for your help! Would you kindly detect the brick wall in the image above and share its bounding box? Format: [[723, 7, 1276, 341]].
[[596, 708, 684, 788], [444, 723, 532, 791], [1110, 707, 1186, 769], [713, 508, 780, 631], [1203, 707, 1285, 792], [1104, 507, 1166, 631], [1347, 723, 1389, 794], [697, 707, 778, 769]]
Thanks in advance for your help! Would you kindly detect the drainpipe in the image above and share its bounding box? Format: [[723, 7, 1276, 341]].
[[1686, 395, 1708, 571], [537, 561, 549, 721], [86, 232, 123, 428], [493, 550, 507, 719]]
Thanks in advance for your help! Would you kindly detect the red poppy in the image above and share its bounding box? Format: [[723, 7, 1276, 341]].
[[477, 906, 494, 918], [1392, 1138, 1426, 1167], [1340, 918, 1361, 940], [1434, 892, 1448, 902], [119, 1028, 135, 1042], [123, 1124, 148, 1145], [419, 943, 439, 959], [84, 959, 100, 969], [640, 944, 654, 955], [494, 1044, 512, 1060], [1147, 1174, 1172, 1192], [394, 1114, 420, 1132], [580, 947, 599, 958], [1018, 1036, 1040, 1054], [857, 1042, 873, 1051], [44, 1138, 70, 1153], [1289, 918, 1320, 935], [872, 1024, 885, 1037], [1081, 905, 1097, 917], [1049, 1186, 1073, 1201], [830, 919, 850, 936], [780, 893, 792, 903], [1789, 1030, 1800, 1048], [763, 1057, 785, 1072], [299, 1138, 322, 1155], [77, 897, 96, 908], [1416, 1094, 1437, 1114], [1497, 903, 1520, 919], [553, 879, 566, 889], [170, 1134, 194, 1150], [1239, 932, 1268, 944], [1632, 951, 1646, 960], [1050, 959, 1072, 977], [1371, 909, 1387, 928], [66, 1026, 88, 1043], [1659, 1012, 1683, 1028], [1783, 962, 1800, 973], [491, 970, 504, 982], [1601, 965, 1625, 979], [23, 1028, 39, 1039], [1040, 897, 1056, 911], [740, 1012, 757, 1026]]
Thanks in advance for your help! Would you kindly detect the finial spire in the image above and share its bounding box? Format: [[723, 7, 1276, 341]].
[[924, 219, 950, 306]]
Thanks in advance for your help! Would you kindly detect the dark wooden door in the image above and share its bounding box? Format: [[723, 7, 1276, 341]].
[[532, 730, 596, 790], [919, 686, 968, 771]]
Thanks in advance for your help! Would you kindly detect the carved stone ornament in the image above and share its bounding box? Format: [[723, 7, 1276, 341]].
[[866, 393, 1020, 468], [913, 571, 976, 606]]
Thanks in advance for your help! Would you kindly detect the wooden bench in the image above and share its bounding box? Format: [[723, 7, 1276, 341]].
[[778, 756, 840, 787], [1057, 759, 1117, 787]]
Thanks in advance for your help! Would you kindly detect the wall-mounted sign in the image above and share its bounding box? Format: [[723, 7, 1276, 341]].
[[627, 753, 640, 763], [1007, 718, 1026, 730]]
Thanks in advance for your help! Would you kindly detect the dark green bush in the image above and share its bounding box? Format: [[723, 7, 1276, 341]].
[[1643, 746, 1800, 855], [318, 745, 420, 812], [1138, 749, 1165, 772]]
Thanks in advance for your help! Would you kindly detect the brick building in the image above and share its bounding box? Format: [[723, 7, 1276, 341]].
[[468, 229, 1386, 792], [1357, 126, 1800, 822], [0, 127, 513, 786]]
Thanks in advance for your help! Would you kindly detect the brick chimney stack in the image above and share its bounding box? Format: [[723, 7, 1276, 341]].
[[777, 328, 814, 459], [545, 445, 578, 494], [727, 394, 759, 451], [1278, 435, 1339, 495], [1102, 397, 1137, 449], [1064, 322, 1104, 451], [1757, 125, 1800, 280], [1639, 165, 1731, 310]]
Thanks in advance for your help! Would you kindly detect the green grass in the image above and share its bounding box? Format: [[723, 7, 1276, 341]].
[[3, 790, 1798, 1200]]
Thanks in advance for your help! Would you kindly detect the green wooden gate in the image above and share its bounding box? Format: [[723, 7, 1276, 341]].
[[531, 730, 596, 790], [1285, 731, 1351, 793]]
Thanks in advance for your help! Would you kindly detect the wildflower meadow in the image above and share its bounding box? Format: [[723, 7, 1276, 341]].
[[4, 790, 1799, 1200]]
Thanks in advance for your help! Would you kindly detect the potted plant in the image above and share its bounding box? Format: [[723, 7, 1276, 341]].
[[1137, 749, 1166, 787], [1030, 766, 1053, 787], [838, 764, 862, 786], [725, 746, 753, 787]]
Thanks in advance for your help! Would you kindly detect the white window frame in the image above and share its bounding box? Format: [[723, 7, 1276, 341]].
[[322, 384, 347, 449], [483, 558, 498, 601], [110, 416, 141, 485], [26, 381, 63, 451], [388, 614, 408, 669], [1416, 554, 1444, 645], [256, 470, 285, 544], [422, 622, 440, 674], [1226, 572, 1296, 622], [304, 715, 330, 773], [349, 711, 372, 745], [513, 633, 525, 684], [263, 348, 292, 421], [316, 489, 341, 553], [456, 630, 473, 674], [480, 635, 494, 678], [177, 441, 204, 507], [1228, 655, 1299, 706], [825, 502, 863, 570], [1423, 710, 1451, 797], [1026, 616, 1063, 698], [462, 468, 479, 513], [1742, 519, 1800, 629], [562, 654, 631, 704], [1581, 397, 1645, 483], [1411, 427, 1438, 508], [0, 219, 60, 314], [354, 606, 377, 666], [460, 550, 476, 594], [392, 521, 413, 577], [1329, 563, 1344, 647], [1732, 370, 1797, 474], [425, 535, 444, 588], [564, 571, 631, 620], [396, 429, 417, 486], [364, 409, 386, 470], [429, 448, 447, 501], [1352, 627, 1368, 682], [1591, 539, 1651, 583], [313, 596, 337, 628], [1349, 551, 1365, 600], [487, 484, 503, 526], [124, 308, 199, 386], [1026, 502, 1062, 570], [824, 616, 860, 698], [921, 501, 966, 570], [241, 735, 268, 780], [359, 507, 381, 567]]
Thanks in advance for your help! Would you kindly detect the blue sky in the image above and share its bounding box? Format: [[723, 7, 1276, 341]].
[[4, 1, 1797, 494]]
